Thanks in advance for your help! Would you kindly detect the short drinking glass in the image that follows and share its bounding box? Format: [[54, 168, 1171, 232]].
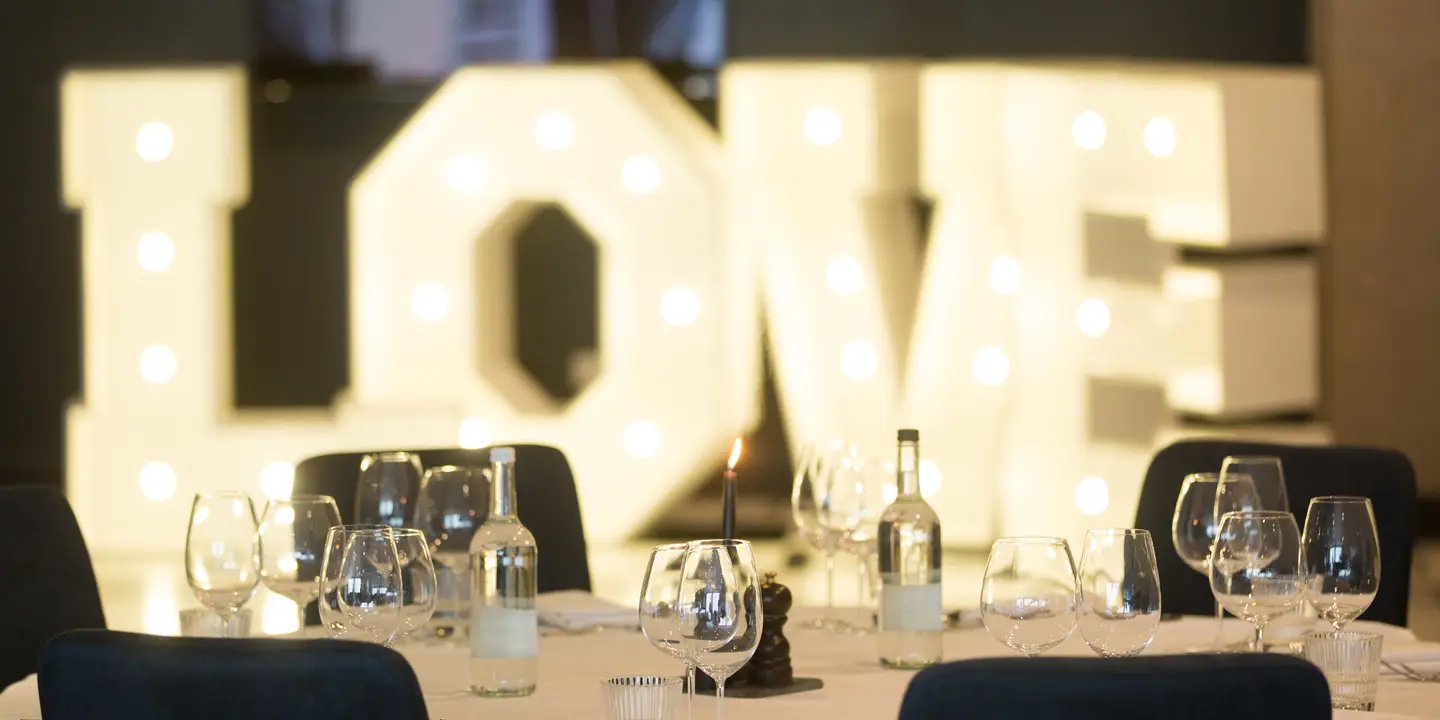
[[1300, 630, 1383, 711], [981, 537, 1079, 657], [1077, 529, 1162, 657]]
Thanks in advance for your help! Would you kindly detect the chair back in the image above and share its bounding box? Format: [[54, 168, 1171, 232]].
[[294, 444, 591, 593], [899, 654, 1330, 720], [1134, 439, 1416, 624], [40, 630, 428, 720], [0, 485, 105, 690]]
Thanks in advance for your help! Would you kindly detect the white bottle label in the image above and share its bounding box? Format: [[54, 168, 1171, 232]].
[[881, 584, 943, 632], [470, 606, 538, 658]]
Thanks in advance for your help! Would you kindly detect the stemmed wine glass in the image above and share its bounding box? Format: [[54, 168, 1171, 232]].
[[413, 465, 488, 638], [392, 528, 438, 641], [640, 543, 697, 720], [1172, 473, 1226, 647], [791, 443, 844, 630], [825, 447, 889, 632], [1302, 496, 1380, 630], [356, 452, 424, 527], [185, 492, 261, 636], [1218, 456, 1289, 517], [258, 494, 342, 633], [319, 525, 404, 645], [1210, 510, 1305, 651], [677, 539, 761, 720], [1077, 529, 1162, 657], [980, 537, 1079, 656]]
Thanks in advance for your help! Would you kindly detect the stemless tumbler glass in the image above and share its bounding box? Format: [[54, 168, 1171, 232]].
[[791, 443, 844, 630], [413, 464, 488, 637], [981, 537, 1079, 657], [319, 525, 404, 645], [1302, 496, 1380, 630], [258, 494, 341, 633], [677, 539, 761, 720], [356, 451, 424, 527], [640, 543, 695, 720], [185, 492, 261, 632], [393, 528, 438, 641], [1077, 529, 1162, 657], [1210, 510, 1305, 651]]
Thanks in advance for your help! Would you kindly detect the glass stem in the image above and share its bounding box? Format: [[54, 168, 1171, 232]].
[[1212, 598, 1223, 648], [296, 601, 308, 636], [824, 551, 836, 623], [1251, 621, 1266, 653], [715, 678, 726, 720], [856, 554, 872, 628], [685, 665, 695, 720]]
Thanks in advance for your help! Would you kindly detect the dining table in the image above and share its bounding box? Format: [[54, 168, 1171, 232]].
[[2, 614, 1437, 719]]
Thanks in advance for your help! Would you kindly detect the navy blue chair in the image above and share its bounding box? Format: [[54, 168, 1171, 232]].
[[40, 631, 428, 720], [0, 485, 106, 691], [899, 654, 1331, 720], [294, 444, 591, 593], [1134, 439, 1416, 625]]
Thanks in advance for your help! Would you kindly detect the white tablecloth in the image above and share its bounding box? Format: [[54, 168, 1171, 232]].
[[3, 618, 1437, 719]]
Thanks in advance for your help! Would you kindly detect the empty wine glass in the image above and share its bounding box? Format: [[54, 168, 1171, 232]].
[[981, 537, 1079, 657], [185, 492, 261, 634], [320, 525, 404, 645], [1077, 529, 1162, 657], [258, 494, 341, 633], [1302, 496, 1380, 630], [393, 528, 438, 641], [825, 447, 889, 632], [791, 442, 844, 630], [356, 451, 424, 527], [677, 539, 761, 720], [640, 543, 695, 720], [1210, 510, 1305, 651], [1172, 473, 1226, 646], [414, 465, 488, 638], [1218, 456, 1289, 516]]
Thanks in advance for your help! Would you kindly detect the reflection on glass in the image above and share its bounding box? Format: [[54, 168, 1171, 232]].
[[981, 537, 1078, 657], [1077, 529, 1162, 657]]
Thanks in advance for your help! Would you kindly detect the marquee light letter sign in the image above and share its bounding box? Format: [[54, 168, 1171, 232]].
[[63, 62, 1322, 551]]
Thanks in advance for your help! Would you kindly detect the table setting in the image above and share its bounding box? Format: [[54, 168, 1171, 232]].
[[6, 435, 1440, 719]]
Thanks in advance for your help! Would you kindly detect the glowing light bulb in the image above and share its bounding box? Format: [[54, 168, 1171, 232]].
[[411, 283, 449, 322], [919, 459, 942, 498], [1075, 476, 1110, 515], [273, 506, 295, 525], [826, 256, 863, 295], [659, 286, 700, 327], [137, 232, 175, 271], [840, 342, 879, 380], [140, 345, 178, 384], [260, 461, 295, 499], [458, 417, 493, 449], [804, 108, 842, 147], [972, 347, 1010, 387], [988, 257, 1021, 295], [135, 121, 173, 162], [535, 112, 574, 151], [139, 462, 177, 501], [1072, 111, 1106, 150], [1077, 298, 1111, 338], [624, 420, 662, 459], [447, 154, 486, 193], [1144, 118, 1177, 158], [622, 155, 661, 195]]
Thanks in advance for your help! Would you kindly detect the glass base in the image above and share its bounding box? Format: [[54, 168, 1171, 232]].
[[880, 657, 939, 670], [471, 685, 537, 698]]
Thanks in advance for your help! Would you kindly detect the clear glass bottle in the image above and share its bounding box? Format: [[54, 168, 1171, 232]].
[[469, 447, 538, 697], [876, 428, 943, 668]]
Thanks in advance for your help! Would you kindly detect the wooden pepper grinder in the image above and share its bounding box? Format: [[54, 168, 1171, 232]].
[[747, 571, 794, 687]]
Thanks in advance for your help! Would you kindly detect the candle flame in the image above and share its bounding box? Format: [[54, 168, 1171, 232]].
[[727, 438, 743, 470]]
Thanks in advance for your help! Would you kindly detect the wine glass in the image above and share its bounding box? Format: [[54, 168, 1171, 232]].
[[1077, 529, 1162, 657], [677, 539, 761, 720], [1218, 456, 1289, 516], [640, 543, 696, 720], [1302, 496, 1380, 630], [356, 451, 424, 527], [825, 447, 889, 632], [980, 537, 1079, 656], [258, 494, 342, 633], [1210, 510, 1305, 651], [393, 528, 438, 641], [319, 525, 404, 645], [791, 442, 844, 630], [185, 492, 261, 635], [1172, 473, 1226, 646], [414, 464, 488, 637]]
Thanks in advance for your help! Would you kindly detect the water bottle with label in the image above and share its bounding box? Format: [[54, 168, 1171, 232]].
[[877, 428, 943, 668], [469, 447, 538, 697]]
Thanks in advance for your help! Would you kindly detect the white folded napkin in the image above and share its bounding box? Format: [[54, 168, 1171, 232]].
[[536, 590, 639, 631], [1380, 645, 1440, 675]]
